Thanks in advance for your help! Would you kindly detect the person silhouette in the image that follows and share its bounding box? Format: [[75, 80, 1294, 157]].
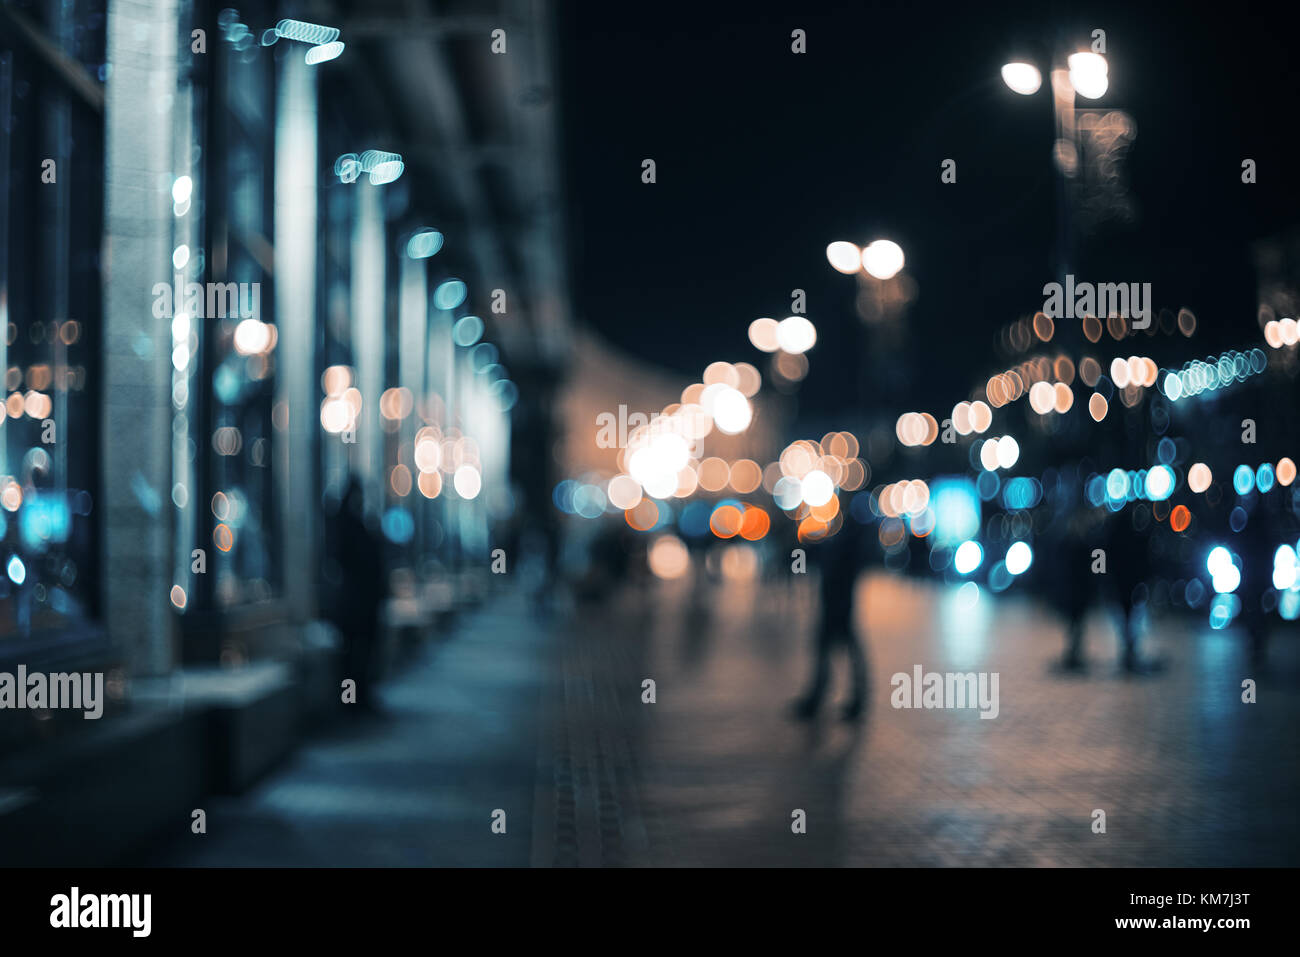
[[791, 507, 870, 721], [326, 478, 388, 713]]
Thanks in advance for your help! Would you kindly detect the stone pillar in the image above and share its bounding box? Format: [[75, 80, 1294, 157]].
[[101, 0, 180, 676], [274, 53, 318, 622], [350, 182, 385, 516]]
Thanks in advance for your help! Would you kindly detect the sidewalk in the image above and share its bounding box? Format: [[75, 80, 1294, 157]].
[[142, 572, 1300, 867], [144, 592, 553, 866], [575, 573, 1300, 866]]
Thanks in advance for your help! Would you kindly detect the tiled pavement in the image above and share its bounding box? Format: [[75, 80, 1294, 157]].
[[144, 590, 550, 866], [148, 573, 1300, 866], [567, 573, 1300, 866]]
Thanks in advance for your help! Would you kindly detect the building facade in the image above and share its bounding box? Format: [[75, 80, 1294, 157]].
[[0, 0, 569, 787]]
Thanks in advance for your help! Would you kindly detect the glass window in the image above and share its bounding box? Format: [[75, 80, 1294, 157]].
[[193, 4, 279, 609], [316, 159, 357, 597], [0, 0, 105, 641]]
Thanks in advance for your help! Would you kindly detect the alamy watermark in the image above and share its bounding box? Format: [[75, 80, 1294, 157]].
[[0, 666, 104, 719], [152, 276, 260, 319], [890, 665, 999, 719], [1042, 274, 1151, 330], [50, 887, 151, 937], [595, 403, 706, 453]]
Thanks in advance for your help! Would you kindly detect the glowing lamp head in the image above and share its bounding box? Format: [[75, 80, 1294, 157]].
[[775, 316, 817, 354], [801, 470, 834, 508], [826, 241, 862, 275], [861, 240, 905, 280], [1067, 52, 1109, 99], [1001, 62, 1042, 95]]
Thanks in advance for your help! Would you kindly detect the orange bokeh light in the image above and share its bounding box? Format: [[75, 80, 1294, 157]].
[[625, 499, 659, 531], [739, 505, 770, 541], [710, 504, 743, 539], [214, 523, 234, 552], [809, 494, 840, 523], [1277, 457, 1296, 487], [1170, 505, 1191, 533], [797, 515, 830, 543]]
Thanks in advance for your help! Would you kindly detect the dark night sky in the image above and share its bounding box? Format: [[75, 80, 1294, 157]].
[[557, 0, 1300, 424]]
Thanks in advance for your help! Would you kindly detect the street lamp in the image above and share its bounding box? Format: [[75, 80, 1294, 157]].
[[1000, 62, 1041, 96], [1000, 47, 1110, 280], [861, 240, 905, 280], [1066, 52, 1108, 99], [825, 241, 861, 275], [1001, 50, 1107, 101], [825, 238, 906, 280], [999, 49, 1109, 160]]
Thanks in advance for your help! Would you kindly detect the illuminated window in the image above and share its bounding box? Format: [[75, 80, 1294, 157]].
[[0, 1, 104, 639], [184, 2, 281, 610]]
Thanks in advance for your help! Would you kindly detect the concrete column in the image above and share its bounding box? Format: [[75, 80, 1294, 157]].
[[399, 256, 426, 421], [101, 0, 180, 676], [350, 182, 385, 515], [274, 53, 318, 622], [399, 255, 425, 552]]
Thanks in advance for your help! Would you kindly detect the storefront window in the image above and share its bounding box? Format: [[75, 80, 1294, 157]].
[[194, 4, 279, 608], [0, 0, 105, 641]]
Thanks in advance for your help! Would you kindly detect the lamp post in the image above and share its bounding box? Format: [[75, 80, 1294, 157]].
[[825, 238, 906, 281], [1002, 48, 1109, 285]]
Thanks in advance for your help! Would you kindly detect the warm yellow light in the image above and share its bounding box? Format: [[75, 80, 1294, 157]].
[[826, 241, 862, 275], [390, 465, 412, 497], [233, 318, 273, 356], [748, 317, 779, 353], [979, 440, 1000, 471], [952, 402, 972, 435], [648, 534, 691, 579], [776, 316, 817, 354], [1281, 317, 1300, 346], [321, 365, 352, 396], [1109, 357, 1130, 388], [1001, 62, 1042, 95], [607, 474, 643, 510], [453, 465, 481, 499], [1067, 52, 1108, 99], [1188, 463, 1212, 494], [861, 240, 905, 280], [1277, 457, 1296, 486], [418, 471, 442, 499], [1029, 381, 1054, 415]]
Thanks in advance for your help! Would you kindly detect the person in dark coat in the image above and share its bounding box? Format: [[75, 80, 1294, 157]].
[[326, 478, 387, 712], [791, 509, 871, 721]]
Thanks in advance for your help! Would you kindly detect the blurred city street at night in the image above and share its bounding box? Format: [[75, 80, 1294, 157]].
[[1, 0, 1298, 891]]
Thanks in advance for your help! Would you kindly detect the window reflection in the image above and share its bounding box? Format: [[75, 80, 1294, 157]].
[[202, 6, 279, 607], [0, 2, 104, 640]]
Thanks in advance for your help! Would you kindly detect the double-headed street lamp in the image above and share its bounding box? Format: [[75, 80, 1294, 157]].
[[1001, 52, 1108, 100], [825, 239, 905, 281], [1000, 48, 1110, 282]]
